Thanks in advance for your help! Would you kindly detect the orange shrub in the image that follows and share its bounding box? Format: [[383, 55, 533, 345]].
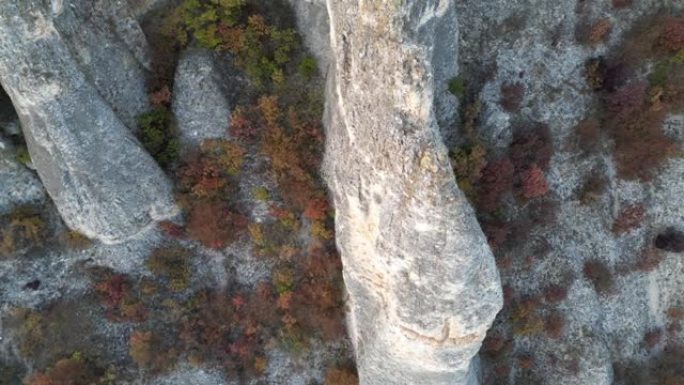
[[519, 165, 549, 199], [186, 201, 247, 249], [325, 367, 358, 385], [94, 274, 146, 323], [589, 18, 612, 46]]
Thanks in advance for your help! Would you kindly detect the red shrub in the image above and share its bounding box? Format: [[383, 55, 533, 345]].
[[500, 83, 525, 112], [612, 110, 674, 180], [483, 221, 511, 250], [159, 221, 184, 238], [545, 312, 565, 339], [178, 156, 227, 201], [230, 107, 259, 139], [150, 85, 172, 107], [612, 204, 646, 234], [660, 17, 684, 53], [643, 328, 663, 349], [604, 82, 648, 119], [477, 157, 514, 212], [519, 166, 549, 199], [94, 274, 146, 322], [544, 284, 569, 303], [95, 274, 128, 309], [494, 364, 511, 378], [303, 198, 329, 220], [186, 201, 247, 249], [509, 124, 553, 171]]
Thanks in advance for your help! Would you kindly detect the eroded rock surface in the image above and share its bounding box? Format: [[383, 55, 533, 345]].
[[0, 1, 176, 243], [323, 1, 502, 383]]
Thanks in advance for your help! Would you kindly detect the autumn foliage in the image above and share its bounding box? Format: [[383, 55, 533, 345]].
[[24, 354, 103, 385], [89, 1, 354, 382], [582, 14, 684, 181]]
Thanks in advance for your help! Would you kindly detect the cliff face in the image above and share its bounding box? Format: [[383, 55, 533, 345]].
[[322, 1, 502, 383], [0, 0, 176, 243]]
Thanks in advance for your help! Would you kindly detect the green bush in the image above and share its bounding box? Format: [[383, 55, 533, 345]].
[[448, 76, 466, 98], [15, 145, 31, 166], [173, 0, 245, 48], [298, 55, 318, 79], [136, 109, 179, 169]]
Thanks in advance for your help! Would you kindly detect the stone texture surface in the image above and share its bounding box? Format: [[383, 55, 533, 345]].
[[322, 1, 502, 384], [0, 0, 177, 244], [172, 48, 246, 147]]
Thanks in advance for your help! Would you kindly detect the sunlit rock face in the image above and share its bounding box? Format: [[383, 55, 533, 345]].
[[0, 0, 176, 243], [321, 1, 502, 384]]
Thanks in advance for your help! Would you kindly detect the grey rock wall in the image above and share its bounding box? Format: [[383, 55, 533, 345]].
[[0, 0, 176, 244], [322, 1, 502, 384]]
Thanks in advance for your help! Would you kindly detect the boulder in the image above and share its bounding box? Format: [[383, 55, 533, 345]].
[[322, 1, 502, 384], [0, 0, 177, 243], [172, 48, 245, 148]]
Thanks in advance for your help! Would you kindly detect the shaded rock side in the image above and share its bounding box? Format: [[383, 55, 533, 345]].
[[322, 1, 502, 384], [0, 1, 176, 244]]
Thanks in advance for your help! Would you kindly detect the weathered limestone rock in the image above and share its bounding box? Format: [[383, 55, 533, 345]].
[[322, 1, 502, 384], [172, 48, 245, 147], [0, 1, 177, 243]]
